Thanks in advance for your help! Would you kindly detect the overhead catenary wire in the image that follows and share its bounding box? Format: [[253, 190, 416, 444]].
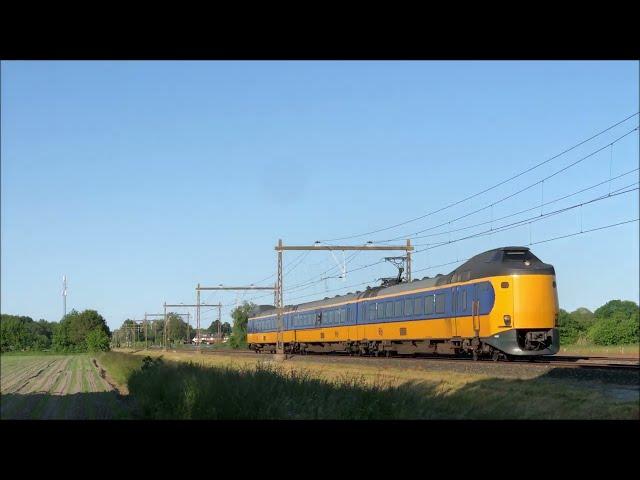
[[411, 184, 638, 252], [374, 126, 639, 244], [384, 168, 639, 242], [217, 116, 639, 305], [319, 112, 639, 243], [221, 183, 638, 310], [208, 116, 640, 314], [283, 216, 640, 305]]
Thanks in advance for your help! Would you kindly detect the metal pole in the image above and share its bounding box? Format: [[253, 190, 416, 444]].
[[197, 284, 201, 353], [186, 312, 190, 345], [163, 302, 167, 351], [406, 239, 412, 282], [217, 304, 221, 339], [276, 238, 284, 356], [144, 313, 148, 350]]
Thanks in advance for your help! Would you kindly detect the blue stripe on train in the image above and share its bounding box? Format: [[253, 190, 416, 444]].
[[247, 281, 496, 334]]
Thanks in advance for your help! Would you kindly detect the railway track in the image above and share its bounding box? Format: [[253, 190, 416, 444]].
[[135, 347, 640, 371]]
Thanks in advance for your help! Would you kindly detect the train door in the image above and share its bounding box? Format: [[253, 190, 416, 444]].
[[451, 287, 459, 337], [472, 283, 480, 338], [454, 284, 475, 338]]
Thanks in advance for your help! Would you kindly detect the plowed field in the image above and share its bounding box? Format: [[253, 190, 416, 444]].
[[1, 354, 128, 419]]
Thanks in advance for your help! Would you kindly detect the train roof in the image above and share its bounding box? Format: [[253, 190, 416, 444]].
[[249, 246, 553, 319]]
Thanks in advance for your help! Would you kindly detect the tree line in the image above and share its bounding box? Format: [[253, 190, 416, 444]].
[[111, 314, 232, 348], [1, 309, 111, 353], [558, 299, 639, 345]]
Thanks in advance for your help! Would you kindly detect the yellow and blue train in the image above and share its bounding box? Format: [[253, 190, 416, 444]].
[[247, 246, 559, 360]]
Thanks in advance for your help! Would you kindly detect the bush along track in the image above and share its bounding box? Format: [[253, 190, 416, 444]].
[[96, 352, 638, 420]]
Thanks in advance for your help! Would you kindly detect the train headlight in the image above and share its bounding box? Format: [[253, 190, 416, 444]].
[[503, 315, 512, 326], [524, 260, 531, 266]]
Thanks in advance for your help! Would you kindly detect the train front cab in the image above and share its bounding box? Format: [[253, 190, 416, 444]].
[[482, 273, 559, 357]]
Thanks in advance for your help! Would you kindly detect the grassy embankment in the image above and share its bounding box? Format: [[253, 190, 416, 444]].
[[558, 343, 639, 356], [97, 350, 639, 420]]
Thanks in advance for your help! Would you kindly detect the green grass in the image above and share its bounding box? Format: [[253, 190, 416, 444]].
[[1, 350, 65, 357], [558, 342, 639, 356], [96, 351, 638, 420], [95, 351, 146, 387]]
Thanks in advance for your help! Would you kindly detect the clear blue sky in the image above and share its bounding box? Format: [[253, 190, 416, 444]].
[[2, 61, 639, 331]]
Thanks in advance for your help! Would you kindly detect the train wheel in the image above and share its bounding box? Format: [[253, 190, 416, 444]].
[[472, 350, 479, 361], [492, 350, 500, 362]]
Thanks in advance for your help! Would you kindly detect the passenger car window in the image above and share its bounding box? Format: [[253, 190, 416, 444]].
[[460, 290, 467, 311], [415, 297, 425, 315], [377, 303, 385, 319], [404, 299, 413, 316], [394, 301, 402, 317], [436, 294, 446, 313], [426, 295, 434, 314]]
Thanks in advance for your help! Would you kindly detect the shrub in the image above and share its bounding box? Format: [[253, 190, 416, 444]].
[[86, 327, 111, 352], [587, 312, 639, 345]]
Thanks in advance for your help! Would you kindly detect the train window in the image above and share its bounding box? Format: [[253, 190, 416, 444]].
[[415, 297, 425, 315], [368, 304, 376, 321], [436, 294, 446, 314], [404, 299, 413, 316], [386, 302, 394, 318], [341, 309, 347, 324], [394, 301, 402, 317], [377, 303, 385, 319], [460, 290, 467, 311], [426, 295, 434, 314]]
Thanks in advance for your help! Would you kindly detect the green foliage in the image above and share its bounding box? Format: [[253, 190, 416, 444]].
[[229, 302, 256, 349], [96, 351, 147, 386], [559, 300, 639, 346], [558, 308, 594, 344], [86, 327, 111, 352], [165, 313, 191, 344], [587, 301, 639, 345], [207, 320, 233, 336], [122, 356, 638, 420], [52, 309, 110, 353], [1, 314, 57, 352]]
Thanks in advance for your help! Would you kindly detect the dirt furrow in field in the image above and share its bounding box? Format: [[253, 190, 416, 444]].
[[28, 358, 73, 419], [7, 359, 60, 395], [1, 359, 65, 419], [1, 358, 53, 393], [84, 358, 115, 419], [64, 357, 91, 419], [31, 357, 71, 394], [39, 356, 79, 419]]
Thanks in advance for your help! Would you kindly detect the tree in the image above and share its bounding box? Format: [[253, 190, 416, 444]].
[[207, 319, 222, 335], [221, 322, 232, 336], [558, 307, 595, 344], [229, 302, 256, 349], [593, 300, 638, 321], [165, 313, 190, 344], [86, 327, 111, 352], [1, 314, 57, 352], [588, 300, 639, 345], [53, 309, 110, 352]]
